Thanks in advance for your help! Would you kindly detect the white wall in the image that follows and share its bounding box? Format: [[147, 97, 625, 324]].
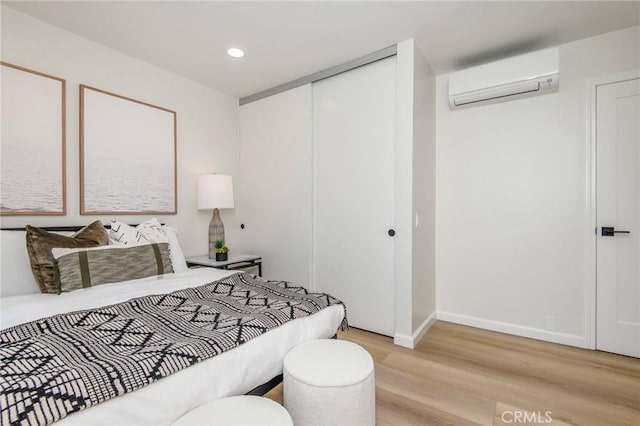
[[412, 45, 437, 334], [394, 39, 438, 347], [436, 26, 640, 346], [0, 6, 239, 256], [394, 40, 415, 343]]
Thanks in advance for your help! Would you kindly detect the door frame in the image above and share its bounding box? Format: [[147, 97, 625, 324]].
[[585, 70, 640, 350]]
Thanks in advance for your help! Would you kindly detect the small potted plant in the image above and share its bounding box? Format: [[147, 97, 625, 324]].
[[214, 240, 230, 261]]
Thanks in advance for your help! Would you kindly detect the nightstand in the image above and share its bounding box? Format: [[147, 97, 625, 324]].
[[186, 254, 262, 275]]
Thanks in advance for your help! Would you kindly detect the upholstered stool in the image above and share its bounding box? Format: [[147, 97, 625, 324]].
[[283, 339, 375, 426], [173, 395, 293, 425]]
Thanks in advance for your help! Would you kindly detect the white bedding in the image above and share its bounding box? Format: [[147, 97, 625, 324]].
[[1, 268, 345, 425]]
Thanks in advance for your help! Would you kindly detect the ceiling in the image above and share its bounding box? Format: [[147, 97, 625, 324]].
[[4, 1, 639, 98]]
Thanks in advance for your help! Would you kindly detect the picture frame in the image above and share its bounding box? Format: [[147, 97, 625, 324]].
[[80, 85, 177, 215], [0, 62, 66, 216]]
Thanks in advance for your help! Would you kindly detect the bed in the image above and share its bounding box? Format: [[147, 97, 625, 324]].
[[0, 225, 346, 425]]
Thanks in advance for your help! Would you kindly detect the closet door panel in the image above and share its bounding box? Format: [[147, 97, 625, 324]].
[[313, 57, 396, 336], [238, 85, 312, 285]]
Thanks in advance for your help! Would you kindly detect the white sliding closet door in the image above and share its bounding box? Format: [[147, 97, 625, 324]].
[[238, 85, 312, 285], [313, 57, 396, 336]]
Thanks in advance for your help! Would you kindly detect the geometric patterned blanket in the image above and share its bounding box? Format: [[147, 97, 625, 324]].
[[0, 273, 347, 426]]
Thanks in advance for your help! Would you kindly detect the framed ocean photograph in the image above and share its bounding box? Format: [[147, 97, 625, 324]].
[[80, 85, 177, 214], [0, 62, 66, 215]]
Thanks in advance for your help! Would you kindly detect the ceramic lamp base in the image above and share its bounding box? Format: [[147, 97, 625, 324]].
[[208, 208, 225, 259]]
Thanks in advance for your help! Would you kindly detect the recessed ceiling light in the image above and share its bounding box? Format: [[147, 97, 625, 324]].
[[227, 48, 244, 58]]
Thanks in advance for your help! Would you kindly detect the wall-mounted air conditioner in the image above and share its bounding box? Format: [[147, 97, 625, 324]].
[[449, 48, 559, 109]]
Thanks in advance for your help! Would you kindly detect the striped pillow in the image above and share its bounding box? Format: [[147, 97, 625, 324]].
[[53, 243, 174, 292]]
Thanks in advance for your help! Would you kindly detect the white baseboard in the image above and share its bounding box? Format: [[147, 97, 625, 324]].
[[436, 311, 588, 349], [394, 311, 437, 349]]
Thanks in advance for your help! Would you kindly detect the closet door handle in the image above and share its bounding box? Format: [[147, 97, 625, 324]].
[[240, 224, 245, 230], [388, 229, 396, 237], [602, 226, 630, 236]]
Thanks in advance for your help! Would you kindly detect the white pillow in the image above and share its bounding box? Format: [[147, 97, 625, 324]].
[[109, 218, 187, 273], [52, 241, 150, 258], [162, 226, 187, 273]]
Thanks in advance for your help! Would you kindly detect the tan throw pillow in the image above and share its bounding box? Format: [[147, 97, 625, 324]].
[[53, 243, 174, 292], [25, 221, 108, 294]]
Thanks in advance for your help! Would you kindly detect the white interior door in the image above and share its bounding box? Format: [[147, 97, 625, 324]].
[[313, 57, 396, 336], [596, 77, 640, 358], [238, 85, 312, 285]]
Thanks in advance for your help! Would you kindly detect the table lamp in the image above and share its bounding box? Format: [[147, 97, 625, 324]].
[[197, 174, 235, 259]]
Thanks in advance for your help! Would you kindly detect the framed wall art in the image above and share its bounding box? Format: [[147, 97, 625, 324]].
[[80, 85, 177, 214], [0, 62, 66, 215]]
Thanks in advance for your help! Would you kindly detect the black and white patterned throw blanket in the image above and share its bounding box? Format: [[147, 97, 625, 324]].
[[0, 273, 347, 426]]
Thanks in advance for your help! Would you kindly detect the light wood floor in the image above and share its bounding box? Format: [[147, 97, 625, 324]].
[[265, 321, 640, 425]]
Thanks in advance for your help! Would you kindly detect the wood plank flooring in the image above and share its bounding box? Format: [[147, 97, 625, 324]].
[[265, 321, 640, 425]]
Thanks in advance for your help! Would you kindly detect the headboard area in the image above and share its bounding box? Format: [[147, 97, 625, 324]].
[[0, 224, 143, 298], [2, 228, 71, 297], [1, 225, 118, 232]]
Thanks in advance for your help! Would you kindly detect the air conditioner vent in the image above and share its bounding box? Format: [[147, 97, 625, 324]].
[[449, 48, 559, 109]]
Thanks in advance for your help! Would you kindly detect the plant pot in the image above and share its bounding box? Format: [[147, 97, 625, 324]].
[[216, 252, 228, 261]]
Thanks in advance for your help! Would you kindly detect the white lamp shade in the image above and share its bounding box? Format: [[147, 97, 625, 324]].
[[197, 174, 235, 210]]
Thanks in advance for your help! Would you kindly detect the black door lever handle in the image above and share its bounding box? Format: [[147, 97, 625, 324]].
[[602, 227, 631, 236]]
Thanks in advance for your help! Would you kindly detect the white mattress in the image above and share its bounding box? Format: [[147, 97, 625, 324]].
[[0, 268, 345, 425]]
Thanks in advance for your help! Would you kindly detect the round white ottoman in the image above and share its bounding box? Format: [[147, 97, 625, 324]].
[[283, 339, 375, 426], [173, 395, 293, 426]]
